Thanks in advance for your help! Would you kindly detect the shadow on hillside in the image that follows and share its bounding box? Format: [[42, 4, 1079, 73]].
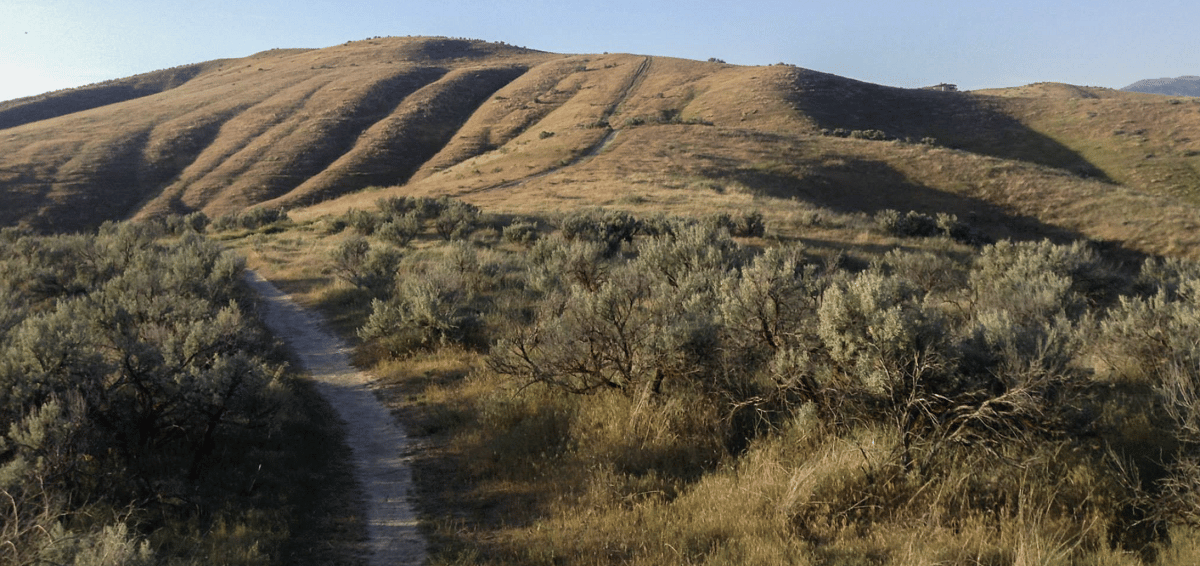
[[276, 65, 533, 208], [784, 69, 1114, 182], [0, 64, 210, 130], [410, 38, 497, 61], [705, 154, 1151, 268]]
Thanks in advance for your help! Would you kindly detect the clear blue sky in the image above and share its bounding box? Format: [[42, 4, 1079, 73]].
[[2, 0, 1196, 102]]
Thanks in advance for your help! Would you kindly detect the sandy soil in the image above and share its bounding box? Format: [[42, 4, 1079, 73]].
[[246, 272, 426, 566]]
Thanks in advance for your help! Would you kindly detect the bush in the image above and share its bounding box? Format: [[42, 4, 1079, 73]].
[[347, 198, 1200, 559], [970, 239, 1114, 325], [328, 235, 402, 294], [502, 221, 541, 246], [489, 261, 720, 396], [377, 213, 421, 248], [358, 244, 487, 356], [0, 225, 287, 564], [708, 211, 766, 238], [875, 209, 939, 238], [637, 222, 742, 288], [874, 209, 991, 245], [210, 207, 288, 231], [523, 235, 611, 295], [342, 208, 383, 235], [817, 271, 943, 384], [433, 198, 481, 240], [161, 211, 210, 235], [850, 129, 889, 140], [719, 244, 823, 354], [559, 208, 640, 255]]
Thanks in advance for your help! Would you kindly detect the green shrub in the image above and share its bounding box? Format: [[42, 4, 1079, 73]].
[[817, 271, 943, 385], [875, 209, 940, 238], [342, 208, 382, 235], [872, 248, 968, 295], [636, 222, 743, 288], [969, 239, 1114, 328], [377, 212, 421, 247], [210, 207, 288, 231], [719, 244, 823, 354], [358, 243, 490, 357], [704, 211, 766, 238], [328, 235, 402, 294], [874, 209, 990, 245], [502, 220, 541, 246], [489, 262, 720, 396], [559, 208, 640, 255], [524, 235, 610, 294], [433, 198, 481, 240], [161, 211, 210, 235], [0, 225, 288, 564]]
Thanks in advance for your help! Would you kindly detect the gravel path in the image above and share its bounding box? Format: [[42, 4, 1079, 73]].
[[246, 272, 426, 566]]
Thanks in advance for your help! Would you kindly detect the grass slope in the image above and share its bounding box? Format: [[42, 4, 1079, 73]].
[[2, 37, 1200, 263]]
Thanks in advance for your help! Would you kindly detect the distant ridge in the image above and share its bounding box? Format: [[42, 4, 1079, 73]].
[[1121, 75, 1200, 97]]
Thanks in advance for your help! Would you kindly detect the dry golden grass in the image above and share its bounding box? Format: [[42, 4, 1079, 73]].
[[373, 351, 1159, 566], [976, 83, 1200, 203], [0, 37, 554, 231], [3, 37, 1200, 269]]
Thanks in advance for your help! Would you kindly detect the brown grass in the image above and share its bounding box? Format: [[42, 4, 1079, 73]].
[[4, 38, 1199, 267], [12, 36, 1200, 566]]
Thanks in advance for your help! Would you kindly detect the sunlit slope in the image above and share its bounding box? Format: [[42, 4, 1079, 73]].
[[3, 37, 1200, 260], [0, 38, 552, 231]]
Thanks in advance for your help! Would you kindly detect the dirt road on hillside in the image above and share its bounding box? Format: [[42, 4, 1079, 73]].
[[245, 272, 426, 566]]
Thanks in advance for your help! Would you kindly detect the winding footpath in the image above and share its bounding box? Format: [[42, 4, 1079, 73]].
[[245, 272, 426, 566]]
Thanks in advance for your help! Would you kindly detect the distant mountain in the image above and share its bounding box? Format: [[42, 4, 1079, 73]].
[[1121, 76, 1200, 96]]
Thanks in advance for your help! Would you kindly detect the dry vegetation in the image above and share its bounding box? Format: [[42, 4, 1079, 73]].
[[7, 36, 1200, 565], [220, 195, 1200, 566], [4, 36, 1200, 262]]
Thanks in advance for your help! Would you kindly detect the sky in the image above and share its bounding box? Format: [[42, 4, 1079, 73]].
[[1, 0, 1197, 102]]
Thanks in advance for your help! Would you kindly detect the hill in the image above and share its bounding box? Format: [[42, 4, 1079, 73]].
[[3, 37, 1200, 259], [1122, 75, 1200, 97]]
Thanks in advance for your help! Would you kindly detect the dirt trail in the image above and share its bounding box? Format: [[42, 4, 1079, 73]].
[[245, 271, 426, 566]]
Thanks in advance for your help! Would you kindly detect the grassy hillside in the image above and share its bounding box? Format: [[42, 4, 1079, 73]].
[[978, 83, 1200, 203], [3, 36, 1200, 264], [0, 38, 553, 231], [10, 36, 1200, 565]]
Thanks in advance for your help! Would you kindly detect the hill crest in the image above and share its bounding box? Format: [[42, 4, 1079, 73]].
[[3, 37, 1200, 260]]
